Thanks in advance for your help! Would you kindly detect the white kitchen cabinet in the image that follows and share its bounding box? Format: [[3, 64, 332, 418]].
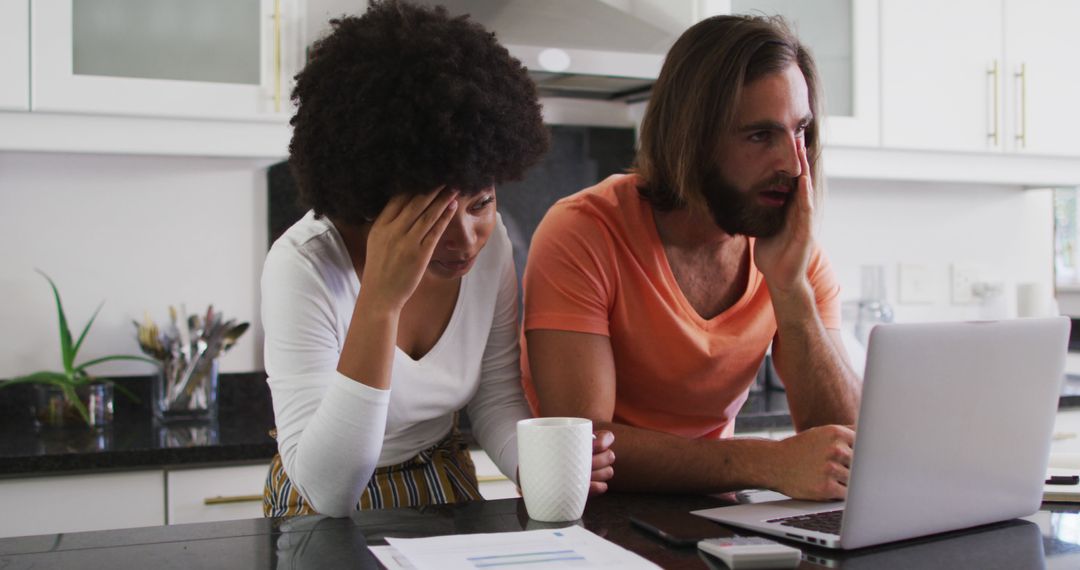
[[0, 471, 165, 538], [167, 463, 269, 525], [0, 1, 30, 111], [881, 0, 1002, 153], [1002, 0, 1080, 157], [31, 0, 305, 121], [882, 0, 1080, 157], [469, 449, 519, 501], [728, 0, 880, 147]]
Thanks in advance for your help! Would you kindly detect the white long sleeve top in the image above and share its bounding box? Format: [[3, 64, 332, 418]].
[[261, 210, 530, 517]]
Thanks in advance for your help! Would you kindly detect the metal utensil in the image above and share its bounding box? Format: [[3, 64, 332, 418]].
[[221, 322, 249, 353]]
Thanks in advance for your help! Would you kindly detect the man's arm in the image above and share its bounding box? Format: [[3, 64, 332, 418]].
[[770, 290, 861, 430], [526, 329, 854, 498], [754, 139, 861, 430]]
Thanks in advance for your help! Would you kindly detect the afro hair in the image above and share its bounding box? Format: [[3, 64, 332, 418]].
[[288, 0, 550, 225]]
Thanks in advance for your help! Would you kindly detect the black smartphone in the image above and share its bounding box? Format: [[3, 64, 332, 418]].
[[630, 511, 736, 546]]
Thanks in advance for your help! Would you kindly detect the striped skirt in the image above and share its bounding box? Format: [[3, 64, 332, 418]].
[[263, 429, 484, 517]]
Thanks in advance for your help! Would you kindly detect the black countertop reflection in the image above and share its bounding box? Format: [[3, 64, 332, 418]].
[[2, 494, 1080, 569], [0, 373, 276, 476]]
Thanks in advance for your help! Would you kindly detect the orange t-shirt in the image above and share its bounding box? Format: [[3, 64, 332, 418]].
[[520, 174, 841, 440]]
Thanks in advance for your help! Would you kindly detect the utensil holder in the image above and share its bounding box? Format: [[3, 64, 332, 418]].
[[153, 357, 219, 422]]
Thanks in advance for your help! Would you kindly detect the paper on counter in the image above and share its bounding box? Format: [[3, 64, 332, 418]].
[[380, 525, 660, 570], [369, 545, 416, 570]]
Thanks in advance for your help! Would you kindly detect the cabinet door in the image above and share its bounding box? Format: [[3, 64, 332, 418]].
[[0, 471, 165, 538], [729, 0, 880, 147], [0, 1, 30, 111], [469, 449, 520, 501], [31, 0, 304, 121], [881, 0, 1004, 152], [1004, 0, 1080, 157], [167, 463, 269, 524]]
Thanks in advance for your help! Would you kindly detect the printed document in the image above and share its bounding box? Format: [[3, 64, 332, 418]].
[[373, 525, 660, 570]]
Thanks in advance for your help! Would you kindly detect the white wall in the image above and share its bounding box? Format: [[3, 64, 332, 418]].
[[0, 152, 269, 379], [818, 178, 1055, 323], [0, 152, 1057, 380]]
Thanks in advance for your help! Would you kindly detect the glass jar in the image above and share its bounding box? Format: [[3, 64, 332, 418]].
[[32, 382, 114, 429], [153, 357, 219, 422]]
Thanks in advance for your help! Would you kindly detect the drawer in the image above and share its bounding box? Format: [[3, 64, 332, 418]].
[[167, 463, 269, 525], [469, 449, 519, 501], [0, 470, 165, 538]]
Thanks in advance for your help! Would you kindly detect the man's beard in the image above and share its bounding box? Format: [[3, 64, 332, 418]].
[[701, 169, 795, 238]]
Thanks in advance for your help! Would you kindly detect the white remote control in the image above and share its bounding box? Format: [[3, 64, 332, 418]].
[[698, 536, 801, 569]]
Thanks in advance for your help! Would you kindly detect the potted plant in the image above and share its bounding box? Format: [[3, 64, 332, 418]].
[[0, 271, 157, 428]]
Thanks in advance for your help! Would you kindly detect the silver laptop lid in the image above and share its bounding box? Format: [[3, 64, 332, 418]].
[[840, 317, 1069, 549]]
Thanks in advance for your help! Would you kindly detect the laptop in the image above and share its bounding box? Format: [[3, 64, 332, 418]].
[[693, 317, 1069, 550]]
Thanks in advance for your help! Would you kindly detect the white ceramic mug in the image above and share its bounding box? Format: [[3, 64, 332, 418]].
[[517, 417, 593, 522]]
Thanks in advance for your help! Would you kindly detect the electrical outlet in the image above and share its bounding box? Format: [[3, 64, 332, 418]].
[[951, 263, 980, 305], [899, 264, 934, 304]]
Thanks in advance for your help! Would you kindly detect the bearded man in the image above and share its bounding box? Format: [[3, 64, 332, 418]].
[[520, 14, 862, 499]]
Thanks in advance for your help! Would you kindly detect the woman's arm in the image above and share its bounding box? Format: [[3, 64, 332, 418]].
[[262, 248, 391, 517], [268, 190, 460, 516], [336, 189, 459, 388], [465, 228, 532, 480]]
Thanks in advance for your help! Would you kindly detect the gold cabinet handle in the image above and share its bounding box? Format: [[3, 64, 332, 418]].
[[1015, 62, 1027, 148], [204, 494, 263, 505], [987, 60, 999, 146], [274, 0, 282, 113], [477, 475, 509, 483]]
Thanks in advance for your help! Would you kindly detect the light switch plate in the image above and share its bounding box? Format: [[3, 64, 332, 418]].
[[899, 263, 934, 304]]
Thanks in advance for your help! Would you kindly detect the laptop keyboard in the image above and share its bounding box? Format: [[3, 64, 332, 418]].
[[767, 509, 844, 535]]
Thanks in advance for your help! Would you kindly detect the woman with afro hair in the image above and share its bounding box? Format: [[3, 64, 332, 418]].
[[261, 0, 615, 517]]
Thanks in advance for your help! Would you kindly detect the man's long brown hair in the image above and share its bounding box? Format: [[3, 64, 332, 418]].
[[634, 14, 823, 216]]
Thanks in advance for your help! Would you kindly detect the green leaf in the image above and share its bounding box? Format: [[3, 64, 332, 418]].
[[0, 371, 72, 390], [75, 354, 159, 373], [36, 270, 75, 375], [60, 384, 92, 427], [68, 370, 94, 388], [72, 300, 105, 363]]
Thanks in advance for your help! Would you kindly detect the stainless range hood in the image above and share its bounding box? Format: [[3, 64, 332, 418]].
[[417, 0, 679, 101]]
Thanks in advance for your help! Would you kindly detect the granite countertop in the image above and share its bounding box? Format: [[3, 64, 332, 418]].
[[0, 372, 276, 477], [3, 371, 1080, 478], [2, 493, 1079, 568]]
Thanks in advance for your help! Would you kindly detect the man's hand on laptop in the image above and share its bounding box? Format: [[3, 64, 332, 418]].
[[771, 425, 854, 501]]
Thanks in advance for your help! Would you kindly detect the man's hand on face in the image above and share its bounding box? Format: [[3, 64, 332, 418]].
[[771, 425, 854, 501], [752, 138, 815, 296]]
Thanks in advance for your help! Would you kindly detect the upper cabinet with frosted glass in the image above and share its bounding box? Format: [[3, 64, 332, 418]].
[[718, 0, 880, 147], [571, 0, 879, 146], [0, 1, 30, 111], [31, 0, 305, 121], [423, 0, 878, 146]]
